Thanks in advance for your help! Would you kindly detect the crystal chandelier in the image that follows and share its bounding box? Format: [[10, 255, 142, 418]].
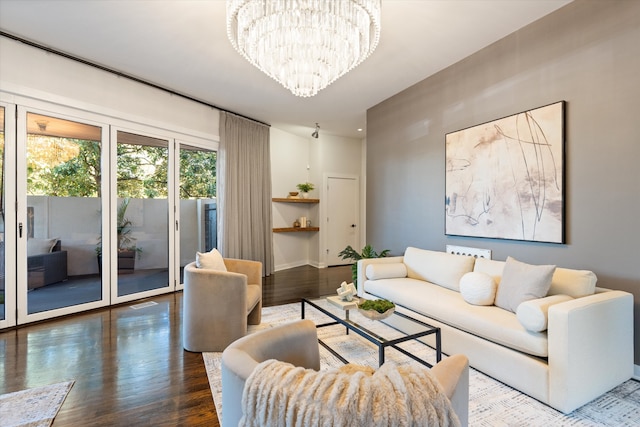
[[226, 0, 382, 97]]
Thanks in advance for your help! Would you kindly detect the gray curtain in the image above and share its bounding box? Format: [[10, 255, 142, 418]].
[[218, 111, 274, 276]]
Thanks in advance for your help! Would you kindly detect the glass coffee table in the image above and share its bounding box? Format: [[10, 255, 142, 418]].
[[301, 297, 441, 368]]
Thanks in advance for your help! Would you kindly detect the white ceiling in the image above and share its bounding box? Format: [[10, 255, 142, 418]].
[[0, 0, 571, 139]]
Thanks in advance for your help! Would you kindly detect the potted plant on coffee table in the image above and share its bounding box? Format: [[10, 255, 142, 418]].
[[358, 299, 395, 320]]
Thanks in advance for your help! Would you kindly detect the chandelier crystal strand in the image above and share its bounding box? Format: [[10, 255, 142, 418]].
[[227, 0, 381, 97]]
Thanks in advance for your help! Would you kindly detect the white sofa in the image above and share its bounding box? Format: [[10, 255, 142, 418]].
[[357, 246, 634, 414]]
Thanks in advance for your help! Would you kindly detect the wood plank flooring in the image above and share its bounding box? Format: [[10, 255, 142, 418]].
[[0, 265, 351, 426]]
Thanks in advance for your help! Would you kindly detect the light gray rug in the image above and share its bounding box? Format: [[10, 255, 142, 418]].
[[204, 301, 640, 427], [0, 381, 74, 427]]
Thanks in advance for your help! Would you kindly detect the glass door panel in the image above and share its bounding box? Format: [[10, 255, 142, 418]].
[[1, 104, 16, 329], [178, 143, 217, 285], [115, 131, 170, 298], [0, 105, 11, 326], [21, 112, 105, 316]]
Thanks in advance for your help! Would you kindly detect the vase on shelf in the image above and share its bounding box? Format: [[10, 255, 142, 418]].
[[300, 192, 309, 199]]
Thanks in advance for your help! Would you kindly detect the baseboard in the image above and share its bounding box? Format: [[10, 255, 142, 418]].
[[274, 261, 326, 271], [274, 261, 306, 271], [634, 364, 640, 381]]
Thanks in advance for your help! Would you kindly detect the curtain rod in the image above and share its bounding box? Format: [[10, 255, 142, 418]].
[[0, 31, 271, 128]]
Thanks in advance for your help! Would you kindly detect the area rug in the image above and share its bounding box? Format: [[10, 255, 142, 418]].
[[0, 381, 74, 427], [204, 301, 640, 426]]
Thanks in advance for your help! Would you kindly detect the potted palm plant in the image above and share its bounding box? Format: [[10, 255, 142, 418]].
[[338, 244, 390, 288], [96, 198, 143, 274]]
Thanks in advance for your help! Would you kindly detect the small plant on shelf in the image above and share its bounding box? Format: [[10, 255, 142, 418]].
[[296, 182, 314, 193]]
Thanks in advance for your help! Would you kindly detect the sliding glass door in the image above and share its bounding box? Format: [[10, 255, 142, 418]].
[[0, 101, 217, 328], [177, 142, 217, 285], [16, 109, 109, 323], [112, 130, 172, 301]]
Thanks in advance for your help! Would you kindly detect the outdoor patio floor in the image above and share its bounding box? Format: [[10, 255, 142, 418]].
[[1, 268, 170, 316]]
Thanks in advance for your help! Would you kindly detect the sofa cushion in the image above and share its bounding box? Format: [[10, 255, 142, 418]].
[[196, 248, 227, 271], [27, 237, 59, 257], [495, 257, 556, 313], [516, 294, 573, 332], [472, 258, 504, 285], [549, 268, 597, 298], [364, 278, 549, 357], [246, 284, 261, 314], [403, 247, 475, 292], [365, 263, 407, 280], [475, 258, 596, 299], [459, 272, 496, 306]]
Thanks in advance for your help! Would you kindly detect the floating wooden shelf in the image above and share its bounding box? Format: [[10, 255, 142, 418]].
[[273, 227, 320, 233], [272, 198, 319, 204]]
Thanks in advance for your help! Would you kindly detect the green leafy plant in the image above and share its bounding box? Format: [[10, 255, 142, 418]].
[[296, 182, 314, 192], [358, 299, 395, 313], [96, 198, 143, 258], [338, 244, 390, 286]]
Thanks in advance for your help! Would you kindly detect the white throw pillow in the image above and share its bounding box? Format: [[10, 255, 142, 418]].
[[516, 294, 573, 332], [27, 237, 59, 257], [549, 268, 597, 298], [365, 263, 407, 280], [196, 248, 227, 271], [459, 272, 497, 306], [495, 257, 556, 313]]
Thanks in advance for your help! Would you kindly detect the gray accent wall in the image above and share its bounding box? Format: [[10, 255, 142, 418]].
[[366, 1, 640, 363]]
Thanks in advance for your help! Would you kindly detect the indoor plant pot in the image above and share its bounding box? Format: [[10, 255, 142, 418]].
[[357, 299, 395, 320]]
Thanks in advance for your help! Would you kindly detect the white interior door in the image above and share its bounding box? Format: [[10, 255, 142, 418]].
[[325, 176, 359, 266]]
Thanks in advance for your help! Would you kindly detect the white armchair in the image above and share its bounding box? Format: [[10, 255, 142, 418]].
[[221, 319, 469, 427], [182, 258, 262, 352]]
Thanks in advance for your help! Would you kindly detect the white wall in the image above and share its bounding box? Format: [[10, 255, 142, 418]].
[[0, 37, 219, 144], [270, 127, 364, 270]]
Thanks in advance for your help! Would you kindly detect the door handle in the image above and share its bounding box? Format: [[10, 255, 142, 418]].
[[19, 222, 23, 237], [351, 224, 356, 228]]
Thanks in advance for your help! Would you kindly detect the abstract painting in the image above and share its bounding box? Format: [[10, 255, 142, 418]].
[[445, 101, 565, 243]]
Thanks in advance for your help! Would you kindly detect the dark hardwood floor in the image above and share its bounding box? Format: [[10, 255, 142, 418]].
[[0, 265, 351, 426]]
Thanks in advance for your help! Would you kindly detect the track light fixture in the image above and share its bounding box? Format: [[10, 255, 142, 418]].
[[311, 123, 320, 139]]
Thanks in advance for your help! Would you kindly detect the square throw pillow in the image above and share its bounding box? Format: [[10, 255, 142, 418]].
[[27, 237, 59, 257], [495, 256, 556, 313], [196, 248, 227, 271]]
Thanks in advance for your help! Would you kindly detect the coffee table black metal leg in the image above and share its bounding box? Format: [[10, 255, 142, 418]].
[[379, 346, 385, 367], [436, 329, 442, 362], [345, 310, 350, 335]]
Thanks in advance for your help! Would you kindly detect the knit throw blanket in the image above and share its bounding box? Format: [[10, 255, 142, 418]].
[[240, 360, 460, 427]]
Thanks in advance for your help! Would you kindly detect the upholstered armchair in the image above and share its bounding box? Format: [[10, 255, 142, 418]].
[[221, 319, 470, 427], [182, 258, 262, 352]]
